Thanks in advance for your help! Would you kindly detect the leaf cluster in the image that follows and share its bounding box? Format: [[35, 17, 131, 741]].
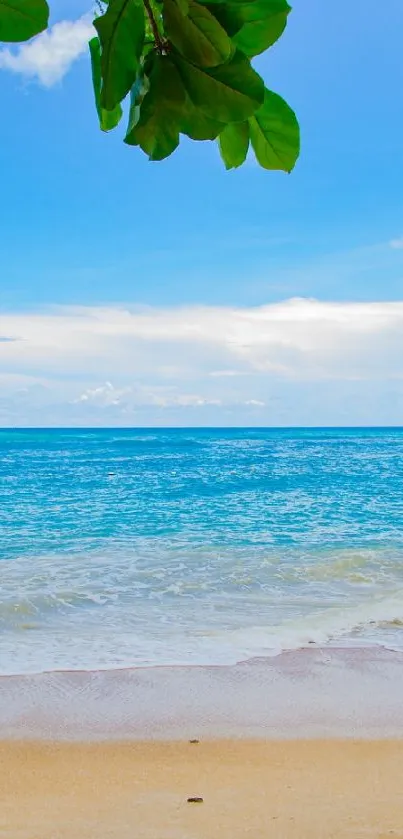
[[0, 0, 300, 171]]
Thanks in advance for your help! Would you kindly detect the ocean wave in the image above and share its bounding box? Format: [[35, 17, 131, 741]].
[[0, 551, 403, 673], [217, 591, 403, 657]]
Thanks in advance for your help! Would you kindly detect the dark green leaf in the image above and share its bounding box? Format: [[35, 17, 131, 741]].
[[94, 0, 145, 111], [173, 49, 264, 123], [0, 0, 48, 42], [175, 0, 189, 13], [249, 88, 299, 171], [199, 0, 290, 50], [125, 54, 186, 160], [180, 96, 224, 140], [89, 37, 122, 132], [200, 3, 242, 36], [164, 0, 232, 67], [218, 121, 249, 168], [233, 0, 291, 56]]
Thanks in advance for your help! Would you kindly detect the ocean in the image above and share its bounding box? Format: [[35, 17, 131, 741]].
[[1, 427, 403, 676]]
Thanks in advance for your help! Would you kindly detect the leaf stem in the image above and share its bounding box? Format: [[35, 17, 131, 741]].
[[143, 0, 164, 53]]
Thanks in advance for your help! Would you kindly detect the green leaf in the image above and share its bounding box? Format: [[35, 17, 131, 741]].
[[233, 0, 291, 56], [199, 0, 260, 6], [198, 0, 290, 45], [164, 0, 232, 67], [200, 3, 242, 37], [249, 88, 299, 172], [125, 54, 186, 160], [126, 70, 149, 135], [180, 97, 224, 140], [94, 0, 145, 111], [219, 121, 249, 169], [199, 0, 290, 51], [89, 37, 122, 132], [173, 49, 264, 123], [0, 0, 48, 42]]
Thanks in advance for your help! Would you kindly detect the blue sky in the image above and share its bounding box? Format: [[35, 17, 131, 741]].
[[0, 0, 403, 426]]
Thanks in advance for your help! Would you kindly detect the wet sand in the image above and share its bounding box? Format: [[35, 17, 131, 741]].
[[1, 738, 403, 838], [1, 647, 403, 740]]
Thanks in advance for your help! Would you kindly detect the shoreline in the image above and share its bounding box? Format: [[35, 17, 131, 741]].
[[0, 640, 393, 678], [1, 645, 403, 741], [1, 738, 403, 838]]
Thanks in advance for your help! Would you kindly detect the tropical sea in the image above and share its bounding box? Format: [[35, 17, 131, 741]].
[[1, 427, 403, 677]]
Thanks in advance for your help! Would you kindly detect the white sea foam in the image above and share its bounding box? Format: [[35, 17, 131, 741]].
[[1, 545, 403, 675]]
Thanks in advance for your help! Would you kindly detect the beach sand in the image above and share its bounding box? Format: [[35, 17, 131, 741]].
[[2, 651, 403, 837], [1, 738, 403, 838]]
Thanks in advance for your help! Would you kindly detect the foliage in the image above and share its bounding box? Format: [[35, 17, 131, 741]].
[[0, 0, 300, 171], [0, 0, 48, 42]]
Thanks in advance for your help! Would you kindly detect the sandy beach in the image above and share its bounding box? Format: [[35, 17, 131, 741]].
[[1, 738, 402, 838], [1, 651, 403, 837]]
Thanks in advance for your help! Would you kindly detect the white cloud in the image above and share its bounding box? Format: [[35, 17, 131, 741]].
[[152, 394, 222, 408], [0, 15, 94, 86], [2, 298, 403, 378], [389, 237, 403, 249], [210, 370, 246, 378], [75, 382, 132, 407], [1, 298, 403, 425], [74, 383, 221, 411]]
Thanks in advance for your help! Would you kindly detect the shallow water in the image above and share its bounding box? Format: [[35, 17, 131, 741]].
[[1, 427, 403, 674]]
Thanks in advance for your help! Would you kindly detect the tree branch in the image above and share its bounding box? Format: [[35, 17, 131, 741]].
[[143, 0, 164, 53]]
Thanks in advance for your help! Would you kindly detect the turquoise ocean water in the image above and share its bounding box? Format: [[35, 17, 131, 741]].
[[1, 427, 403, 675]]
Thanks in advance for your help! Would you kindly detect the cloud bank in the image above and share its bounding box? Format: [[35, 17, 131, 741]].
[[1, 298, 403, 426], [0, 16, 94, 86]]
